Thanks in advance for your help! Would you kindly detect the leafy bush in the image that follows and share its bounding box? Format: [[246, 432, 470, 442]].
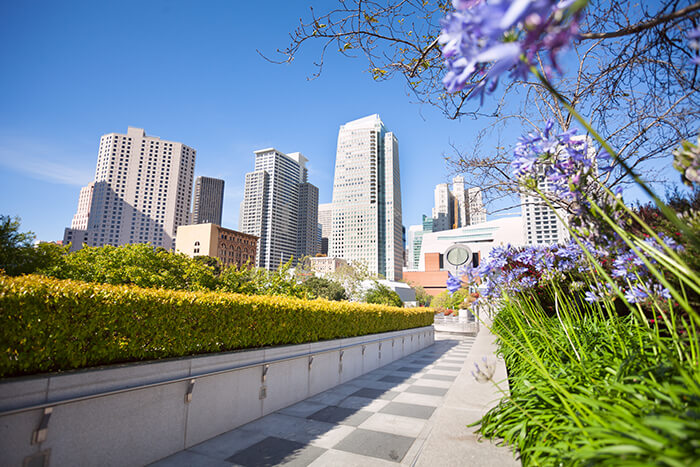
[[0, 274, 433, 377], [364, 282, 403, 307], [299, 276, 347, 301]]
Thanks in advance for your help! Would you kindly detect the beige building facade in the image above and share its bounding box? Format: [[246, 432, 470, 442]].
[[176, 223, 258, 268]]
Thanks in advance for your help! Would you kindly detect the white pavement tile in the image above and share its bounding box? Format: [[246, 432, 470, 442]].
[[410, 378, 451, 389], [428, 369, 462, 376], [308, 448, 399, 466], [392, 392, 443, 407], [151, 450, 234, 467], [358, 412, 428, 438]]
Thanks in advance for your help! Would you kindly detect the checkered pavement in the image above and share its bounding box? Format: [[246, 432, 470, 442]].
[[152, 335, 476, 466]]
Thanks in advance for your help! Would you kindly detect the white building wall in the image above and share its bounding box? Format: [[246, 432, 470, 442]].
[[65, 127, 195, 251], [330, 115, 402, 281]]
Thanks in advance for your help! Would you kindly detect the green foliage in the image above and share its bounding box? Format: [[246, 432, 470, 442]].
[[0, 274, 434, 377], [364, 282, 403, 307], [192, 255, 222, 276], [326, 260, 374, 301], [217, 258, 304, 297], [299, 276, 347, 301], [411, 284, 432, 307], [430, 289, 467, 310], [478, 291, 700, 465], [40, 243, 218, 291]]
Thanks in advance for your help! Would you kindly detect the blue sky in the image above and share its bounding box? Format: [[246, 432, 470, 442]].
[[0, 1, 682, 242]]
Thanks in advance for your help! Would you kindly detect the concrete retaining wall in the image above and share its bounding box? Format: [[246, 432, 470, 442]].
[[0, 326, 434, 467]]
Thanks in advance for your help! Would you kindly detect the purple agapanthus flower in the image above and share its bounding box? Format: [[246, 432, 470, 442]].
[[689, 25, 700, 65], [439, 0, 584, 98], [446, 271, 464, 293]]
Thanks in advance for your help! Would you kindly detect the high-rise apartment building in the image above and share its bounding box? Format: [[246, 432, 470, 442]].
[[330, 114, 403, 281], [63, 127, 195, 251], [428, 176, 486, 232], [192, 176, 224, 225], [298, 182, 320, 257], [318, 203, 333, 255], [70, 182, 95, 230], [432, 183, 454, 231], [521, 177, 569, 245], [240, 148, 319, 270]]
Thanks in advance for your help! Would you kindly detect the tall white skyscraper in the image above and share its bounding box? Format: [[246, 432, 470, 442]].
[[240, 148, 318, 270], [466, 187, 487, 225], [64, 127, 195, 251], [330, 114, 403, 281], [521, 175, 569, 245]]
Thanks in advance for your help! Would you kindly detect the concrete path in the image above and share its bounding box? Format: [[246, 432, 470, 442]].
[[152, 328, 518, 466]]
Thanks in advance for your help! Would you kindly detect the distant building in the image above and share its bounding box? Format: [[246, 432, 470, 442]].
[[309, 256, 348, 274], [429, 176, 486, 232], [405, 224, 423, 270], [63, 127, 195, 251], [240, 148, 319, 270], [318, 203, 333, 255], [298, 182, 320, 257], [175, 223, 257, 268], [192, 176, 224, 225], [403, 216, 525, 295], [330, 114, 403, 281]]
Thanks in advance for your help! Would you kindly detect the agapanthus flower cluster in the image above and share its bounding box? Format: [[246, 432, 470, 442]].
[[448, 236, 679, 308], [439, 0, 584, 99], [689, 25, 700, 65], [511, 120, 611, 208]]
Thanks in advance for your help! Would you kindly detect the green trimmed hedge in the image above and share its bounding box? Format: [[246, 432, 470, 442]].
[[0, 274, 434, 377]]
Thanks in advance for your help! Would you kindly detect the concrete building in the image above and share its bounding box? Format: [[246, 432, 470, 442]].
[[318, 203, 333, 255], [466, 186, 487, 225], [70, 182, 95, 230], [432, 183, 454, 232], [403, 216, 525, 295], [330, 114, 403, 281], [240, 148, 319, 270], [298, 182, 320, 258], [63, 127, 195, 251], [405, 224, 423, 270], [192, 176, 224, 226], [175, 223, 257, 268], [309, 256, 348, 274]]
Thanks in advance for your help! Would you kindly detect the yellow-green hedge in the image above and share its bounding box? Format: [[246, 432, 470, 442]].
[[0, 274, 434, 377]]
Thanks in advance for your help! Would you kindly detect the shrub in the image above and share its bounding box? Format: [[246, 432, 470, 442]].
[[364, 282, 403, 307], [0, 274, 433, 377]]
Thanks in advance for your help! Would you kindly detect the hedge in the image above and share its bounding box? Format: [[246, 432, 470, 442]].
[[0, 274, 434, 378]]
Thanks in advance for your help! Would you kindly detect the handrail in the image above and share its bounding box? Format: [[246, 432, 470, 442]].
[[0, 326, 434, 417]]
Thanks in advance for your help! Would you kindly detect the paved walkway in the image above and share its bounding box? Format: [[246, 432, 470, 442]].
[[152, 330, 518, 466]]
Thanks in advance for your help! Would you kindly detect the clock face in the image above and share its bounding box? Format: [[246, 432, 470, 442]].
[[446, 246, 469, 266]]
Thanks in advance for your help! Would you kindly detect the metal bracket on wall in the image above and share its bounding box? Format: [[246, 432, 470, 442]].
[[185, 379, 196, 403], [361, 345, 366, 355], [261, 364, 269, 384], [308, 356, 314, 371], [378, 343, 382, 360], [32, 407, 52, 445], [339, 351, 344, 373], [392, 339, 395, 347]]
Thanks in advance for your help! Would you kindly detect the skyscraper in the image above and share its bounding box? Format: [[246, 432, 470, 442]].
[[466, 187, 487, 225], [432, 183, 454, 231], [330, 114, 403, 281], [318, 203, 333, 255], [240, 148, 319, 270], [192, 176, 224, 225], [428, 176, 486, 231], [63, 127, 195, 251]]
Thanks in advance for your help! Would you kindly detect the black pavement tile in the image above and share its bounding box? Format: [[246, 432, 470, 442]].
[[349, 387, 399, 400], [397, 366, 423, 373], [333, 429, 415, 462], [405, 385, 448, 396], [226, 436, 325, 467], [379, 401, 436, 420], [307, 406, 373, 427], [421, 373, 457, 382], [379, 375, 415, 384]]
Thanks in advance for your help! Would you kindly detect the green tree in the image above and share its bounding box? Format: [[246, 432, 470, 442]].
[[431, 289, 468, 310], [192, 255, 222, 276], [412, 284, 432, 307], [300, 276, 347, 301], [364, 282, 403, 307], [0, 215, 66, 276], [327, 260, 374, 301], [43, 243, 217, 291]]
